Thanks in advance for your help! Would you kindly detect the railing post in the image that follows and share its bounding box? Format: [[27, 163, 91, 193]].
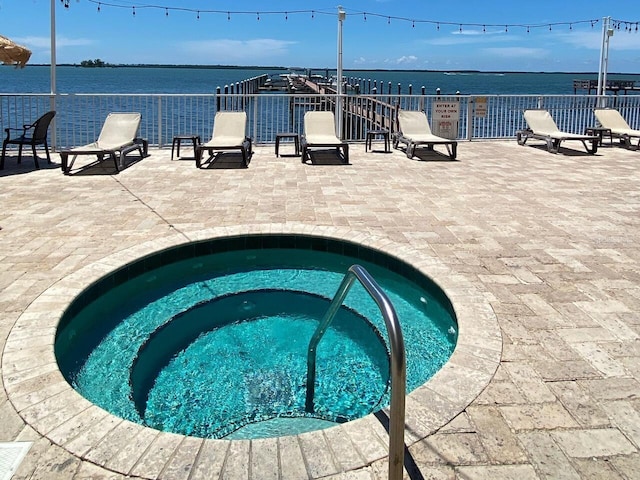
[[467, 97, 474, 141], [252, 94, 258, 143], [157, 96, 162, 148], [49, 93, 57, 150]]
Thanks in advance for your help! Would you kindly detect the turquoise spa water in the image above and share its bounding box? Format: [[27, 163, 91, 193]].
[[56, 247, 456, 439]]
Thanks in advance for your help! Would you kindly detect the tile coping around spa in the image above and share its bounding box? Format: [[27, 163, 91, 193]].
[[2, 224, 501, 480]]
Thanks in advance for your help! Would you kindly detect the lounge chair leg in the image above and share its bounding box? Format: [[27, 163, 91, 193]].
[[547, 139, 559, 154], [406, 143, 414, 159], [111, 153, 119, 173], [450, 143, 458, 160]]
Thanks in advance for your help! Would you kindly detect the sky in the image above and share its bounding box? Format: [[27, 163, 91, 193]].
[[1, 0, 639, 72]]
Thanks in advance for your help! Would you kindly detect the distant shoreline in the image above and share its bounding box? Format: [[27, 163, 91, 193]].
[[18, 64, 639, 76]]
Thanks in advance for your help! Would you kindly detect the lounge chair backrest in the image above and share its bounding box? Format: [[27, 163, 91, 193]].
[[523, 110, 560, 134], [211, 111, 247, 140], [594, 109, 630, 130], [398, 111, 433, 136], [97, 112, 141, 146], [304, 111, 337, 137], [31, 111, 56, 142]]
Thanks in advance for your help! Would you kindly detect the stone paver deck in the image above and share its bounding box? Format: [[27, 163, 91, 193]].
[[0, 140, 639, 479]]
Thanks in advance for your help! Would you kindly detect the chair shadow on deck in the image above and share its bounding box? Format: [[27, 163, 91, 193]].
[[303, 149, 350, 166], [64, 152, 146, 176], [0, 153, 60, 178], [526, 142, 601, 157], [198, 151, 250, 169], [409, 147, 459, 162]]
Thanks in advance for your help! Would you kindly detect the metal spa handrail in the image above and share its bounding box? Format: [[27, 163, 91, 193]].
[[305, 264, 406, 480]]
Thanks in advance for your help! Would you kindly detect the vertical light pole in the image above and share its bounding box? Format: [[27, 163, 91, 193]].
[[336, 6, 345, 138], [596, 16, 613, 108], [50, 0, 57, 147]]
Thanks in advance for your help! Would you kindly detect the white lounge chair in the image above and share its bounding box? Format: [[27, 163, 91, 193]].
[[196, 111, 252, 168], [60, 112, 145, 174], [517, 109, 598, 154], [594, 108, 640, 150], [301, 111, 349, 164], [393, 110, 457, 159]]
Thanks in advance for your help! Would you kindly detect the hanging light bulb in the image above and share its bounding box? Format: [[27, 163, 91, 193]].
[[132, 6, 135, 16], [363, 12, 367, 22], [97, 2, 101, 12], [165, 8, 168, 17], [285, 12, 288, 21], [196, 10, 200, 20], [257, 12, 260, 21], [227, 12, 230, 21]]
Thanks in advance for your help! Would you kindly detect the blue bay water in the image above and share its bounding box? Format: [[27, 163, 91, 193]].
[[2, 65, 640, 95]]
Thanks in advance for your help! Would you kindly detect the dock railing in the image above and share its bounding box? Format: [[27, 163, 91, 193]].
[[1, 92, 640, 150]]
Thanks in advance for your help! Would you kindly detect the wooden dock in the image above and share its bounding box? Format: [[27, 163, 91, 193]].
[[289, 76, 398, 133], [216, 74, 413, 137], [573, 79, 640, 95]]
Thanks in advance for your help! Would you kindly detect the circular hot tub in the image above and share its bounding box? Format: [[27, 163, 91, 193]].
[[55, 234, 457, 439], [3, 225, 501, 479]]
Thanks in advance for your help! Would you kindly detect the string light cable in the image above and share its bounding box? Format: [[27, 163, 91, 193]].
[[58, 1, 639, 33]]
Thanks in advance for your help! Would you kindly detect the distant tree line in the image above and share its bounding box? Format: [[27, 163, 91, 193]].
[[79, 59, 111, 67]]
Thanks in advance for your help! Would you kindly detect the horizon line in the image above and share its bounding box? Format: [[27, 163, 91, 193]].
[[10, 64, 640, 76]]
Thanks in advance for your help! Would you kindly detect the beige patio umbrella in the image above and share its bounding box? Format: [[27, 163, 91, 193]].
[[0, 34, 32, 68]]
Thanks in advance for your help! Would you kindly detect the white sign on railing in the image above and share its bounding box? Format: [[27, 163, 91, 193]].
[[475, 97, 488, 118], [432, 100, 460, 139]]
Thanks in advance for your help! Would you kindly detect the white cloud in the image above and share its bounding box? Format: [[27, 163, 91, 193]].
[[554, 30, 640, 51], [395, 55, 418, 64], [181, 39, 296, 61]]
